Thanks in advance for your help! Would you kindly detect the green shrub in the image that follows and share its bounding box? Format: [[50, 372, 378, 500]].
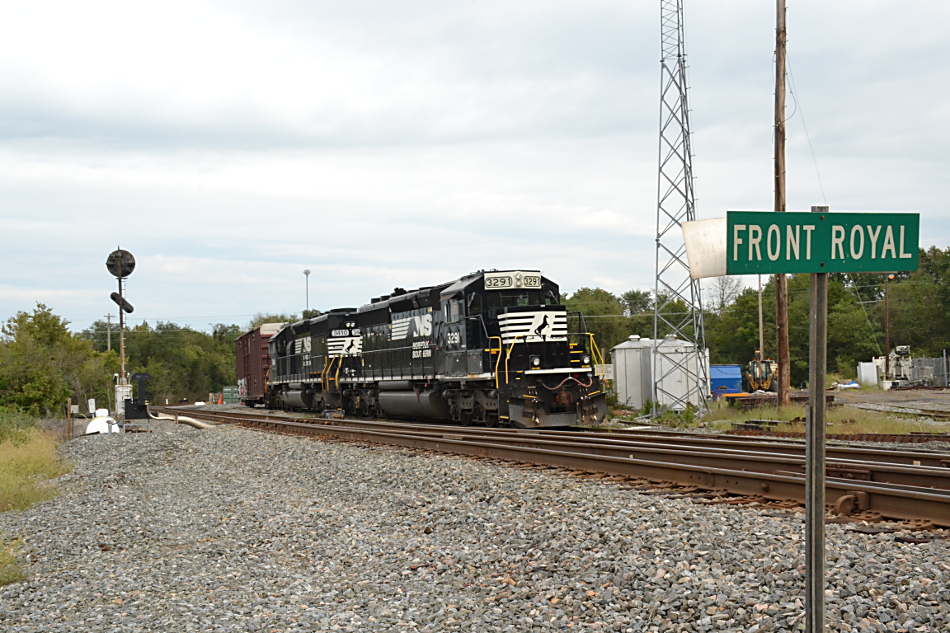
[[0, 405, 34, 445]]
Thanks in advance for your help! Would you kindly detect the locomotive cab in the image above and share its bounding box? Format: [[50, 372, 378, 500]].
[[437, 270, 607, 428]]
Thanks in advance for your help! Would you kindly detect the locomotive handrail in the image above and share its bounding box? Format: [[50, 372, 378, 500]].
[[587, 333, 609, 386], [468, 314, 490, 340], [490, 336, 503, 388], [566, 310, 590, 337], [487, 335, 502, 354], [321, 356, 332, 392], [503, 335, 524, 387]]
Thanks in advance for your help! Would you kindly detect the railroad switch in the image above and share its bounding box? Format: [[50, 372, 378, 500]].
[[832, 491, 870, 517], [825, 466, 871, 481]]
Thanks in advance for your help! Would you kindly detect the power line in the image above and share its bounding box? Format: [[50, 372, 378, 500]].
[[786, 55, 827, 205]]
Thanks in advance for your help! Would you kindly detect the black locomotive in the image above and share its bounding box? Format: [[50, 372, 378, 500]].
[[261, 270, 607, 428]]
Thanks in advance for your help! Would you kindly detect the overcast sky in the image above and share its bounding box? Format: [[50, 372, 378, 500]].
[[2, 0, 946, 334]]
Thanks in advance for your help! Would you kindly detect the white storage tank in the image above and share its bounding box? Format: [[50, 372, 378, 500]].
[[610, 335, 709, 411], [610, 336, 653, 410]]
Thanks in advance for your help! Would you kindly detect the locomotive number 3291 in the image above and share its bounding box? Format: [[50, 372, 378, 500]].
[[485, 276, 512, 288], [484, 271, 542, 289]]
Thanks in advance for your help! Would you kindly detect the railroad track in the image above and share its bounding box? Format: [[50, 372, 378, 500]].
[[846, 401, 950, 423], [154, 406, 950, 529], [728, 428, 950, 443]]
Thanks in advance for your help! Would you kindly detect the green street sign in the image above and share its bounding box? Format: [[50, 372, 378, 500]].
[[726, 211, 919, 274]]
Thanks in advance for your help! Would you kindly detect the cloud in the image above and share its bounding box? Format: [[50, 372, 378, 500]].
[[0, 0, 652, 150], [0, 0, 948, 333]]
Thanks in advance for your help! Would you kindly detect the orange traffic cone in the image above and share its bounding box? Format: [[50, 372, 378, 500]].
[[217, 394, 224, 405]]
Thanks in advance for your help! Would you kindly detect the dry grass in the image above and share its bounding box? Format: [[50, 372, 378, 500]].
[[703, 402, 950, 435], [0, 428, 68, 512], [0, 539, 25, 585], [0, 413, 70, 586]]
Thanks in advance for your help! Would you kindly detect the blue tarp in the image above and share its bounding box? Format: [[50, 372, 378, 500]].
[[710, 364, 743, 393]]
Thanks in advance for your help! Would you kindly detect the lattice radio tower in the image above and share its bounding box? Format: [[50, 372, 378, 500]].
[[653, 0, 709, 415]]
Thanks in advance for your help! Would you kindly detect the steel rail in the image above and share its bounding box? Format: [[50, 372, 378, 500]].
[[157, 408, 950, 527], [213, 414, 950, 490], [156, 408, 950, 469], [365, 428, 950, 491]]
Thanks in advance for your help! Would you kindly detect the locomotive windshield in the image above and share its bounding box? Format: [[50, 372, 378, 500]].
[[485, 289, 557, 313]]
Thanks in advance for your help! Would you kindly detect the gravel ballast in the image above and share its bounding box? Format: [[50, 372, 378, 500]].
[[2, 421, 949, 632]]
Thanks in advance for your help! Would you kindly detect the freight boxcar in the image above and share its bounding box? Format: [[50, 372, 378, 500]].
[[236, 323, 285, 407]]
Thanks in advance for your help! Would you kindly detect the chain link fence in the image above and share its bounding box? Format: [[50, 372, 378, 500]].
[[909, 356, 950, 387]]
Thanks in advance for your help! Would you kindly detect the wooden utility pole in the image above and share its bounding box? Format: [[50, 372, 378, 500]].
[[774, 0, 791, 405]]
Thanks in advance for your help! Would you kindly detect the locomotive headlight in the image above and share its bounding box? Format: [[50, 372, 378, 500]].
[[581, 354, 591, 366], [529, 355, 541, 368]]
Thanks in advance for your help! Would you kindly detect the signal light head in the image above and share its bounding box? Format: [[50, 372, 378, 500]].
[[110, 291, 134, 314]]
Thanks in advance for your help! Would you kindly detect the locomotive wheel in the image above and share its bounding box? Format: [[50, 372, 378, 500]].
[[460, 410, 473, 426], [474, 403, 493, 427], [359, 397, 370, 417]]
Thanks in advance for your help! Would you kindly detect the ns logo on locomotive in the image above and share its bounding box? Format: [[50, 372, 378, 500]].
[[236, 270, 608, 428]]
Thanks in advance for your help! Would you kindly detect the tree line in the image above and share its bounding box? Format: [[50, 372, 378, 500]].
[[2, 247, 946, 415], [569, 247, 950, 387], [0, 308, 297, 416]]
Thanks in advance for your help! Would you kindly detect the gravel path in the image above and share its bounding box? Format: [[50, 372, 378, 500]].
[[2, 421, 949, 632]]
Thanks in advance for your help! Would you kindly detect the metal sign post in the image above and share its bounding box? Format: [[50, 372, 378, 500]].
[[681, 207, 920, 633], [806, 206, 829, 633]]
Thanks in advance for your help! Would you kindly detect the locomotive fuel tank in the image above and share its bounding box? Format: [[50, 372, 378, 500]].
[[377, 388, 452, 419], [278, 389, 314, 410]]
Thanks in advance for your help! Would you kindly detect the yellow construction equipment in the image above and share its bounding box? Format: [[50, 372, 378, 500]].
[[745, 350, 775, 392]]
